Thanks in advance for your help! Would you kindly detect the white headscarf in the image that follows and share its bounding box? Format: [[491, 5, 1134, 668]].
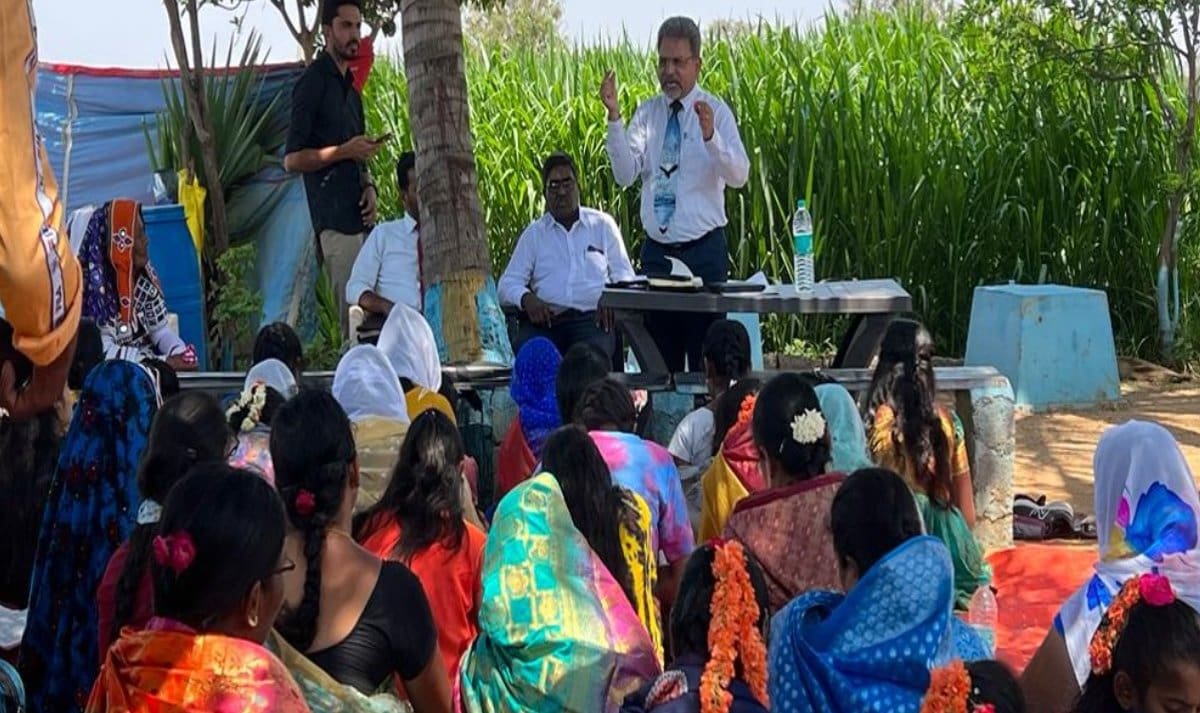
[[332, 345, 410, 424], [245, 358, 299, 399], [377, 303, 442, 393], [1057, 420, 1200, 685]]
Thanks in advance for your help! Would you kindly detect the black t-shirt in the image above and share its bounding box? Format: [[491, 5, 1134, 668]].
[[286, 50, 366, 236], [307, 561, 438, 694]]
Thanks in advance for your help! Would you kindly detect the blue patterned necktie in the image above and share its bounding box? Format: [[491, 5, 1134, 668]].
[[653, 100, 683, 235]]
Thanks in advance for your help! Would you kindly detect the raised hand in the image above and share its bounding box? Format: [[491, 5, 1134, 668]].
[[600, 70, 621, 122], [694, 101, 715, 142]]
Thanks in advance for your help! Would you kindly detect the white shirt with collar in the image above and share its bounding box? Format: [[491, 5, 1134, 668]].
[[606, 85, 750, 245], [498, 207, 637, 314], [345, 213, 422, 312]]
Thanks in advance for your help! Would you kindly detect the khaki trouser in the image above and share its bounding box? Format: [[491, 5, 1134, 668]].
[[320, 229, 364, 337], [0, 0, 82, 365]]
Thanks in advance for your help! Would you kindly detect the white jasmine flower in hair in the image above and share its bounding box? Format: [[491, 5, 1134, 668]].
[[790, 409, 826, 445]]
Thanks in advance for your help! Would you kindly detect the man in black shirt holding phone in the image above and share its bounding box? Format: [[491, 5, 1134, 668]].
[[285, 0, 386, 336]]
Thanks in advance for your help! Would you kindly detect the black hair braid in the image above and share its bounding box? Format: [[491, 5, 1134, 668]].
[[110, 524, 155, 644], [889, 354, 953, 506], [276, 467, 346, 652], [702, 319, 752, 383]]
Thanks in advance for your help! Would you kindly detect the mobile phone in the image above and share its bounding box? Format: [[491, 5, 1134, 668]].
[[371, 132, 394, 145]]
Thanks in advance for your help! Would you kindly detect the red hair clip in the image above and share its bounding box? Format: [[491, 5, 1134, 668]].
[[294, 489, 317, 517], [152, 531, 196, 575]]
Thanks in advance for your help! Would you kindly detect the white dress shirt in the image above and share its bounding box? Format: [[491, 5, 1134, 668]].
[[606, 85, 750, 244], [345, 213, 422, 312], [498, 207, 637, 314]]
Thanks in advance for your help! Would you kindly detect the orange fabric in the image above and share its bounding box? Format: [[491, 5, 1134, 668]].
[[405, 387, 456, 424], [0, 0, 82, 366], [496, 417, 537, 503], [86, 628, 310, 712], [358, 512, 485, 684], [107, 200, 140, 328], [986, 544, 1096, 673]]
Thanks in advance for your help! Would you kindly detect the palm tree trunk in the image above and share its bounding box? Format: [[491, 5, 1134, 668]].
[[400, 0, 491, 362]]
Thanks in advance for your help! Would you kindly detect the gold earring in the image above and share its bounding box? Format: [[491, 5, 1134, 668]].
[[248, 614, 259, 628]]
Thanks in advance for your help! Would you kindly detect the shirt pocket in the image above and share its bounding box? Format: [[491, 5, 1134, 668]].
[[583, 247, 610, 281]]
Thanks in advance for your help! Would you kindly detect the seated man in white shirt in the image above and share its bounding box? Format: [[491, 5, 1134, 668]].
[[345, 151, 422, 342], [498, 152, 636, 359]]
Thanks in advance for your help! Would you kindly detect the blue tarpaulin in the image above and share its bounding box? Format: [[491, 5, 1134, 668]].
[[35, 62, 320, 346]]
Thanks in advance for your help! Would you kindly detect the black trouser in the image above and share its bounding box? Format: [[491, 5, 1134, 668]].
[[640, 226, 729, 373], [514, 309, 616, 361]]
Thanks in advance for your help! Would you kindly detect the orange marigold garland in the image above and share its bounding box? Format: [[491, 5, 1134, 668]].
[[699, 540, 769, 713], [920, 660, 971, 713], [736, 394, 757, 427]]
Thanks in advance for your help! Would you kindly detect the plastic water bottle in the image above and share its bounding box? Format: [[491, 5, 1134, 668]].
[[792, 199, 814, 292], [967, 585, 998, 656]]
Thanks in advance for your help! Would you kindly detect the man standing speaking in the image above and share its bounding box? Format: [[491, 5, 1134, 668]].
[[602, 16, 750, 373], [285, 0, 380, 335]]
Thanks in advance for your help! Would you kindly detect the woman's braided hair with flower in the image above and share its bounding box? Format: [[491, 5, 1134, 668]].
[[226, 382, 270, 434], [700, 539, 769, 713], [1089, 572, 1177, 675]]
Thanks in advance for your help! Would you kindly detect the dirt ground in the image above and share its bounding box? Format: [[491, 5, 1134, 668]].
[[1014, 359, 1199, 515]]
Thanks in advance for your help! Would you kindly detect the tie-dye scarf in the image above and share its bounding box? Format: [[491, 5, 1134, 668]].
[[1055, 420, 1200, 685], [768, 536, 983, 713], [458, 472, 660, 712], [22, 360, 159, 713]]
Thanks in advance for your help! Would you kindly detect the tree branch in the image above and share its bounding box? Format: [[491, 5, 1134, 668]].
[[269, 0, 305, 46]]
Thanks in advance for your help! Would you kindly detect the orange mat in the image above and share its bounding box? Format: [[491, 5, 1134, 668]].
[[987, 543, 1096, 673]]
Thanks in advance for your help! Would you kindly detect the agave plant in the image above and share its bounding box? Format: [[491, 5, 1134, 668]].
[[148, 31, 287, 221]]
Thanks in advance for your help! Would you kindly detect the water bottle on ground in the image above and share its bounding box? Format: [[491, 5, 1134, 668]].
[[966, 585, 998, 656], [792, 199, 814, 292]]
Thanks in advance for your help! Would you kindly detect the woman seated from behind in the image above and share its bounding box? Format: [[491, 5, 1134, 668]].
[[864, 318, 990, 609], [332, 345, 411, 511], [87, 465, 307, 712], [922, 659, 1026, 713], [1070, 573, 1200, 713], [457, 463, 660, 712], [355, 410, 486, 685], [98, 392, 232, 658], [813, 380, 874, 473], [542, 425, 664, 663], [1021, 420, 1200, 713], [698, 378, 762, 541], [78, 199, 197, 370], [722, 373, 843, 611], [377, 304, 455, 423], [270, 390, 450, 711], [669, 319, 753, 525], [576, 378, 695, 612], [253, 322, 305, 381], [622, 540, 770, 713], [228, 360, 293, 484], [769, 468, 988, 713], [496, 337, 562, 501]]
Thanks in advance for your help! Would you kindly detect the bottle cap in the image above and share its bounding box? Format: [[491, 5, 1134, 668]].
[[797, 199, 807, 209]]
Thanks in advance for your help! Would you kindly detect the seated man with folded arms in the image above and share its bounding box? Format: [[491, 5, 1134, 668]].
[[498, 153, 636, 359], [346, 151, 422, 343]]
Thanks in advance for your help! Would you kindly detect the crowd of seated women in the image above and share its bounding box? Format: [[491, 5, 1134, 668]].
[[9, 306, 1200, 713]]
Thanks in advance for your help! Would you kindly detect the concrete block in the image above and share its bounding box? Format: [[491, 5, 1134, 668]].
[[964, 285, 1120, 411]]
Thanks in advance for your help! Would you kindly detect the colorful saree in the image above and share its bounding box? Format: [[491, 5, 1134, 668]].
[[869, 405, 991, 609], [1055, 420, 1200, 686], [23, 360, 159, 713], [768, 536, 983, 713], [619, 489, 664, 665], [723, 474, 844, 614], [458, 473, 661, 712], [87, 626, 309, 712], [698, 407, 764, 542]]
